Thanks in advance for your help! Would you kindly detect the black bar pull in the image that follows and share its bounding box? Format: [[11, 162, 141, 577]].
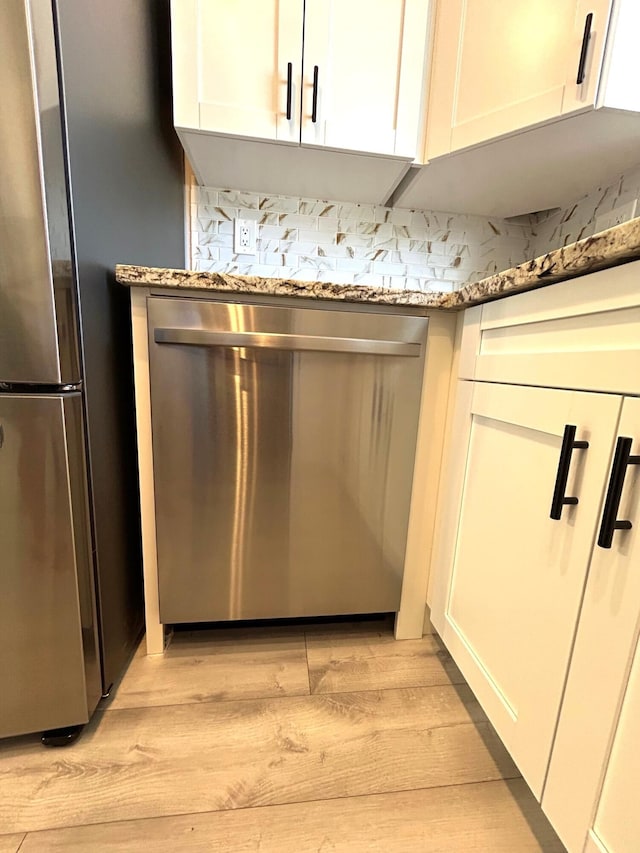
[[576, 13, 593, 85], [550, 425, 589, 520], [312, 65, 319, 123], [286, 62, 293, 121], [597, 436, 640, 549]]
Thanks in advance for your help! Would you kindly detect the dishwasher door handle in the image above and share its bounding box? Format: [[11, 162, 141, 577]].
[[154, 328, 422, 357]]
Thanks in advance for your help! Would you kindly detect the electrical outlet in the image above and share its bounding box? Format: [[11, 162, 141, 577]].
[[594, 199, 638, 234], [233, 218, 257, 255]]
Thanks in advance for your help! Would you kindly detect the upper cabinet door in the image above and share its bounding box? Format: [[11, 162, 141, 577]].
[[426, 0, 612, 159], [300, 0, 430, 158], [440, 381, 621, 799], [171, 0, 303, 143], [561, 0, 613, 116]]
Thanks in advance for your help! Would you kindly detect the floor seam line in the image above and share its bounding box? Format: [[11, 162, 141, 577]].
[[303, 631, 312, 695], [8, 775, 524, 837], [102, 679, 470, 713]]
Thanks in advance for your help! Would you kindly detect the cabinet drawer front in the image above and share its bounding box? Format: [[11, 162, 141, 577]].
[[462, 261, 640, 395], [440, 382, 621, 797]]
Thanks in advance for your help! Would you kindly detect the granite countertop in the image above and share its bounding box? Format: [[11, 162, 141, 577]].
[[116, 217, 640, 310]]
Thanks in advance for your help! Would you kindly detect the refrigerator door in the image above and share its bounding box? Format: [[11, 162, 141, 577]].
[[0, 0, 79, 385], [0, 393, 101, 738]]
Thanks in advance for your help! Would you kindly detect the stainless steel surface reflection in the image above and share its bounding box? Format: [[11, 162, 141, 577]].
[[148, 298, 428, 622], [0, 0, 78, 385], [0, 394, 99, 736], [0, 0, 185, 738]]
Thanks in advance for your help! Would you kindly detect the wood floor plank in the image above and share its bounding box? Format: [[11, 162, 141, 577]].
[[106, 627, 310, 710], [306, 624, 464, 694], [0, 835, 25, 853], [18, 780, 564, 852], [0, 685, 518, 834]]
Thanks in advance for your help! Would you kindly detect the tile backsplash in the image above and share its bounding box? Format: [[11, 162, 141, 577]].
[[190, 161, 640, 292], [530, 163, 640, 256], [191, 186, 533, 293]]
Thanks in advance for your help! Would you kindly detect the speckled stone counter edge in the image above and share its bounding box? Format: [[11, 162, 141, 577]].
[[116, 218, 640, 310], [115, 266, 446, 308], [445, 217, 640, 308]]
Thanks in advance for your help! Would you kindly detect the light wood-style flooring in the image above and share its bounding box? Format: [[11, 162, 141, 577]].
[[0, 616, 565, 851]]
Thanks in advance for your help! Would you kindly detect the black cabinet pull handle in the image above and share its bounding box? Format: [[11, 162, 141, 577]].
[[597, 436, 640, 548], [576, 12, 593, 84], [286, 62, 293, 121], [312, 65, 319, 123], [550, 424, 589, 520]]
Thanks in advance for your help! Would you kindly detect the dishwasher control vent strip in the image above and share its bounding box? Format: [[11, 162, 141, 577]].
[[154, 328, 422, 357]]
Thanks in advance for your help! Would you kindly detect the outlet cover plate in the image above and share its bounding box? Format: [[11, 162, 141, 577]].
[[233, 217, 257, 255], [595, 199, 638, 234]]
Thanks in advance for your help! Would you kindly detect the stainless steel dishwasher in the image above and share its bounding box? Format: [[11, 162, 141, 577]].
[[148, 296, 428, 623]]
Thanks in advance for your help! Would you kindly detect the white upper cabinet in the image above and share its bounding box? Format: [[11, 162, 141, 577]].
[[171, 0, 303, 144], [171, 0, 431, 160], [301, 0, 428, 157], [395, 0, 640, 217], [426, 0, 612, 159]]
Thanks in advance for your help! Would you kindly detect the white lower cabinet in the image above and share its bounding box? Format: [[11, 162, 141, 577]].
[[436, 380, 622, 799], [429, 265, 640, 851], [432, 375, 640, 850], [584, 636, 640, 853], [543, 396, 640, 853]]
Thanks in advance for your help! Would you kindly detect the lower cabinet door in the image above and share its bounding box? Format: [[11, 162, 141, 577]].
[[543, 396, 640, 853], [440, 382, 621, 797], [583, 635, 640, 853]]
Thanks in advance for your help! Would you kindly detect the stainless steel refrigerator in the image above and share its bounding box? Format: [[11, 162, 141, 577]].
[[0, 0, 184, 740]]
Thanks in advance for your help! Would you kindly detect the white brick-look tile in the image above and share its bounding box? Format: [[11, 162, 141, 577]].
[[189, 164, 640, 292], [190, 183, 530, 290], [530, 163, 640, 256]]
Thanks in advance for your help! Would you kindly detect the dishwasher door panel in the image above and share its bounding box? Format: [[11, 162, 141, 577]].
[[148, 297, 428, 622]]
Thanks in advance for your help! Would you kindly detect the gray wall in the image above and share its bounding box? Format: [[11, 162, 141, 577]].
[[55, 0, 185, 687]]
